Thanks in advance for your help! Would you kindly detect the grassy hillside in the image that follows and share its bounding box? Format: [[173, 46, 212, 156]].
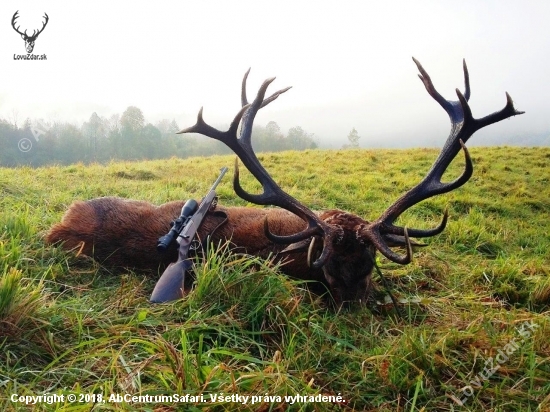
[[1, 147, 549, 411]]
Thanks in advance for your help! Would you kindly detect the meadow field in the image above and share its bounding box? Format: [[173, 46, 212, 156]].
[[1, 147, 549, 411]]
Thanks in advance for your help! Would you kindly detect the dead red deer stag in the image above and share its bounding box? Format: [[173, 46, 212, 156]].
[[46, 58, 523, 304]]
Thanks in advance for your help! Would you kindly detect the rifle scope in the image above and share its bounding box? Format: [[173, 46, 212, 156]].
[[157, 199, 199, 252]]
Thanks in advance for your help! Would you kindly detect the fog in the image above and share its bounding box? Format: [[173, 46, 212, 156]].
[[1, 0, 548, 148]]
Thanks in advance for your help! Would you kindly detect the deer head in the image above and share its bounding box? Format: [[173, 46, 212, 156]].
[[178, 59, 523, 304], [12, 11, 49, 54]]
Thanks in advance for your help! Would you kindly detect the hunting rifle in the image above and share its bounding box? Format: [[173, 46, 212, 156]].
[[150, 167, 228, 303]]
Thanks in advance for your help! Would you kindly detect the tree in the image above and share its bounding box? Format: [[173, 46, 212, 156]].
[[286, 126, 317, 150], [120, 106, 145, 133], [154, 118, 180, 158], [58, 123, 87, 164], [82, 112, 107, 161], [156, 118, 179, 135], [120, 106, 145, 159], [344, 128, 360, 149], [265, 121, 286, 151], [139, 123, 163, 159], [0, 118, 19, 166]]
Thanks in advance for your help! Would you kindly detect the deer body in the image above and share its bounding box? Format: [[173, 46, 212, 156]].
[[46, 197, 375, 301], [47, 196, 381, 301], [46, 59, 523, 305]]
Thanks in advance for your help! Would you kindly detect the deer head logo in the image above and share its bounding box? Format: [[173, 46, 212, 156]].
[[11, 11, 49, 54]]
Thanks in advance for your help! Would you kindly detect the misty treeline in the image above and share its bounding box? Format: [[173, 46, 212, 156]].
[[0, 106, 318, 167]]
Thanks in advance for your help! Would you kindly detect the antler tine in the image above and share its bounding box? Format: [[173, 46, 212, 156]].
[[241, 68, 251, 106], [463, 58, 471, 101], [363, 58, 524, 264], [178, 71, 290, 153], [177, 104, 250, 145], [241, 68, 293, 109], [239, 76, 277, 148], [413, 57, 471, 123]]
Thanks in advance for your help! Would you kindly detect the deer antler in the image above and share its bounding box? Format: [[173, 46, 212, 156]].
[[361, 58, 524, 264], [11, 11, 49, 40], [178, 70, 342, 268]]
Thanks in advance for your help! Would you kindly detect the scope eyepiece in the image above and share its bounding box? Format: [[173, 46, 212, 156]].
[[157, 233, 176, 252]]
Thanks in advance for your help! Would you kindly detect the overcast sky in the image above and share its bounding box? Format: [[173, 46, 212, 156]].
[[0, 0, 548, 148]]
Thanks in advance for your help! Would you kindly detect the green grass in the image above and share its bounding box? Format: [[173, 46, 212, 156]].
[[1, 147, 549, 411]]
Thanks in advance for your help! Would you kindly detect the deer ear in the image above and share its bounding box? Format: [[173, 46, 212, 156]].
[[21, 34, 25, 39]]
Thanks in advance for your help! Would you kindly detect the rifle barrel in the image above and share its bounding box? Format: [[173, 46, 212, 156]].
[[210, 167, 228, 191]]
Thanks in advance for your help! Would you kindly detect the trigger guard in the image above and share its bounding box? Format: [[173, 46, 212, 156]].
[[190, 238, 201, 251]]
